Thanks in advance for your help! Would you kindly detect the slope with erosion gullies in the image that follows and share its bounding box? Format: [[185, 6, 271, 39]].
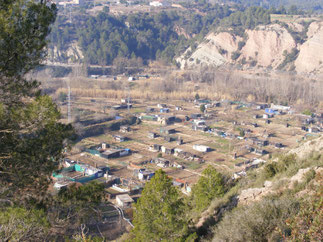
[[177, 20, 323, 74]]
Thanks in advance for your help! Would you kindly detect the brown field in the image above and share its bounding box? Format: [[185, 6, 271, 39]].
[[63, 95, 308, 187]]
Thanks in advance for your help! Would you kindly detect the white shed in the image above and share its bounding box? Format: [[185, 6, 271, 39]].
[[193, 144, 210, 152], [116, 194, 134, 208]]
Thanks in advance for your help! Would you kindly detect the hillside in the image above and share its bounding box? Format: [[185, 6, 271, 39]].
[[196, 135, 323, 241], [177, 20, 323, 74]]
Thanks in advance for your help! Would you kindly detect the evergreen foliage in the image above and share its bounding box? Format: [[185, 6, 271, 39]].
[[0, 0, 74, 204], [131, 169, 190, 241], [191, 166, 225, 212], [0, 207, 49, 241], [212, 196, 300, 241], [200, 104, 206, 113]]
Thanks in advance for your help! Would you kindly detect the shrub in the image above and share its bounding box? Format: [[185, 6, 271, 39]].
[[191, 166, 225, 212], [302, 109, 313, 116], [231, 51, 241, 61], [212, 196, 300, 241], [264, 163, 278, 178], [218, 47, 227, 55], [237, 41, 245, 50], [200, 104, 206, 113], [58, 92, 67, 102], [287, 176, 323, 241]]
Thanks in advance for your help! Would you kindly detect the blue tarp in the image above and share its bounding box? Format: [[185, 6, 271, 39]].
[[265, 108, 275, 114]]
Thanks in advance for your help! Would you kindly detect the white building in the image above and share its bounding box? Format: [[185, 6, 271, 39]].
[[116, 194, 134, 208], [193, 144, 211, 152], [150, 0, 170, 7]]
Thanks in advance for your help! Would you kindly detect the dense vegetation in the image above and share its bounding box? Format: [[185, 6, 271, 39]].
[[49, 4, 233, 65], [48, 1, 314, 67], [49, 4, 294, 65], [0, 1, 113, 240], [219, 6, 271, 35], [228, 0, 323, 12]]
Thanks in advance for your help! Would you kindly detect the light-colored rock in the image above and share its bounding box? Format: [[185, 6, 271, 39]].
[[238, 187, 272, 204], [48, 41, 83, 64], [295, 21, 323, 73], [240, 24, 296, 68], [288, 135, 323, 159], [178, 21, 323, 74], [176, 32, 242, 69], [264, 180, 273, 188], [289, 167, 311, 185]]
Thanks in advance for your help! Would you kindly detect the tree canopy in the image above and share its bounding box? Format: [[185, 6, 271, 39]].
[[0, 0, 73, 204], [191, 165, 225, 212], [131, 169, 191, 241]]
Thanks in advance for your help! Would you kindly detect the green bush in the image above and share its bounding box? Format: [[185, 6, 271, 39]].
[[213, 196, 300, 241], [302, 109, 313, 116], [263, 154, 296, 179], [191, 166, 225, 212], [237, 41, 245, 50], [58, 92, 67, 102], [264, 163, 278, 178], [231, 51, 241, 60], [0, 207, 49, 241], [277, 48, 299, 70]]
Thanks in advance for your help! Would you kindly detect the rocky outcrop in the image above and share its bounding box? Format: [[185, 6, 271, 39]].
[[288, 135, 323, 159], [176, 32, 242, 68], [295, 21, 323, 74], [240, 24, 296, 68], [178, 21, 323, 74], [48, 41, 84, 64]]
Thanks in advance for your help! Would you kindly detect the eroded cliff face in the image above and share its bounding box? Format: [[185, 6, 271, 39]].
[[47, 41, 84, 64], [295, 21, 323, 74], [240, 24, 296, 68], [176, 32, 241, 68], [178, 21, 323, 74]]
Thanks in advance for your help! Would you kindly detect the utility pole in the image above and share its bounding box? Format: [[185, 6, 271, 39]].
[[67, 84, 71, 123], [127, 82, 131, 112]]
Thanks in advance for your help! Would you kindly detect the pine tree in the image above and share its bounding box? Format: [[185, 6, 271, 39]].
[[0, 0, 73, 203], [191, 165, 225, 212], [131, 169, 190, 241]]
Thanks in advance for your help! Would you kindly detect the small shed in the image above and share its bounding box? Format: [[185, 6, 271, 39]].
[[148, 132, 157, 139], [254, 149, 268, 155], [128, 76, 136, 81], [164, 136, 173, 142], [160, 128, 176, 135], [120, 126, 130, 133], [193, 144, 211, 152], [153, 144, 162, 152], [161, 146, 174, 154], [113, 135, 126, 142], [138, 169, 155, 180], [157, 104, 167, 108], [116, 194, 134, 208], [160, 108, 170, 113], [146, 107, 155, 113], [213, 102, 221, 107], [275, 143, 283, 148], [190, 113, 202, 119], [265, 108, 276, 114]]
